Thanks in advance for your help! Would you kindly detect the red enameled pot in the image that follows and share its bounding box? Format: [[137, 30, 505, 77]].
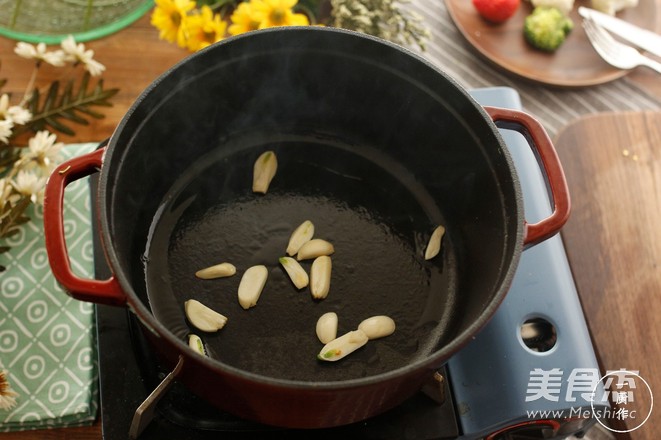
[[44, 27, 569, 428]]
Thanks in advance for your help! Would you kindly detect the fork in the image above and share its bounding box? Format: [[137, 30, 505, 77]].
[[583, 18, 661, 74]]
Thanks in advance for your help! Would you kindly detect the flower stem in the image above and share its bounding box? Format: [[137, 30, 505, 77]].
[[20, 64, 40, 107]]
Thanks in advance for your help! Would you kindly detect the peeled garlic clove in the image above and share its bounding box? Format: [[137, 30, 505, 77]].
[[358, 315, 396, 340], [184, 299, 228, 332], [188, 334, 207, 356], [316, 312, 338, 344], [238, 265, 268, 309], [424, 225, 445, 260], [310, 255, 332, 299], [195, 262, 236, 279], [279, 256, 309, 289], [296, 239, 334, 261], [252, 150, 278, 194], [286, 220, 315, 256], [317, 329, 368, 362]]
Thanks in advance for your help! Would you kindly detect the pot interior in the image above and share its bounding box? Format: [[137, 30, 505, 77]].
[[101, 27, 522, 383]]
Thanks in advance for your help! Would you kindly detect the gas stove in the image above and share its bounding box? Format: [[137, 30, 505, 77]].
[[92, 87, 607, 439]]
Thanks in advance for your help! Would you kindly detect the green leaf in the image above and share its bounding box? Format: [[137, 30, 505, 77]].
[[1, 228, 19, 239], [0, 147, 21, 170], [59, 79, 75, 107], [61, 109, 89, 125], [43, 81, 60, 113], [75, 106, 104, 119], [13, 215, 31, 226], [44, 117, 75, 136], [27, 87, 40, 115], [16, 71, 119, 137], [77, 72, 90, 100], [0, 197, 31, 238]]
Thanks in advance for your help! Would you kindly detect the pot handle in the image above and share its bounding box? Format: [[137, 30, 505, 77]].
[[484, 106, 571, 248], [43, 147, 126, 306]]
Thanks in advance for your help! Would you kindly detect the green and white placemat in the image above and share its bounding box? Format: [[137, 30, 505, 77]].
[[0, 143, 98, 432]]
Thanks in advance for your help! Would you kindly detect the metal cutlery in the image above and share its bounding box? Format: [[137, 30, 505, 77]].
[[578, 7, 661, 58], [583, 18, 661, 74]]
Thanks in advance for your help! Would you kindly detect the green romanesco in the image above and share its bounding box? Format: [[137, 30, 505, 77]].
[[523, 6, 574, 52]]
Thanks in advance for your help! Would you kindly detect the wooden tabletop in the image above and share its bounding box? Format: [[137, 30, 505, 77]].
[[555, 111, 661, 439], [1, 7, 660, 440]]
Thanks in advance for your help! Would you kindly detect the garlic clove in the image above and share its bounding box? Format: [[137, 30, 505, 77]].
[[316, 312, 338, 344], [317, 329, 368, 362], [358, 315, 396, 340], [286, 220, 315, 256], [252, 150, 278, 194], [184, 299, 228, 332], [195, 262, 236, 279], [279, 256, 309, 289], [424, 225, 445, 260], [188, 334, 207, 356], [238, 265, 268, 309], [296, 239, 335, 261], [310, 255, 332, 299]]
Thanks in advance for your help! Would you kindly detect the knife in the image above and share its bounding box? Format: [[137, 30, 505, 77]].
[[578, 6, 661, 58]]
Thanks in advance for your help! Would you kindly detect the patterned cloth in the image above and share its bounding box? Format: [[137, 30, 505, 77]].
[[409, 0, 661, 139], [0, 143, 98, 432]]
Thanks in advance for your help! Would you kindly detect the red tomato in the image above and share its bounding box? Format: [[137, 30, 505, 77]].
[[472, 0, 521, 23]]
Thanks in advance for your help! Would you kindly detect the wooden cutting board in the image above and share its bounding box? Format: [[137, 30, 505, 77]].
[[555, 111, 661, 439]]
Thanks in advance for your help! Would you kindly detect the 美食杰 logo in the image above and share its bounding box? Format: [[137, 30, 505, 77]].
[[524, 368, 653, 433]]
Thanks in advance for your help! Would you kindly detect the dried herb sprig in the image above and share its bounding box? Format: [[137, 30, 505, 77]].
[[0, 36, 117, 272], [329, 0, 431, 51], [21, 72, 118, 136]]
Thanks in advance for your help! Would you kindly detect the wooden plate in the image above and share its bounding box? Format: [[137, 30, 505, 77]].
[[445, 0, 659, 87]]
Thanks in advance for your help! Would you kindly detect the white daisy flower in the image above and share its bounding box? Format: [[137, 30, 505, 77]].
[[0, 94, 32, 125], [12, 170, 45, 204], [0, 119, 14, 144], [23, 130, 63, 172], [83, 57, 106, 76], [0, 178, 21, 211], [7, 106, 32, 125], [60, 35, 106, 76], [14, 41, 66, 67]]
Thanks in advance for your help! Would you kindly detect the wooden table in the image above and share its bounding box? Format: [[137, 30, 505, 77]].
[[555, 111, 661, 440], [2, 9, 660, 440]]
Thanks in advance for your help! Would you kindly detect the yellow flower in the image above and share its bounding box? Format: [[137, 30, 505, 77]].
[[252, 0, 310, 29], [185, 6, 227, 51], [228, 1, 263, 36], [151, 0, 196, 47]]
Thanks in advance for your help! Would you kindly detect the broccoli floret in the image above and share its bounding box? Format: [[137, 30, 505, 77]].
[[523, 6, 574, 52]]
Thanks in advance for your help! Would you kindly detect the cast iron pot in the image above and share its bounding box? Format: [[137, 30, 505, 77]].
[[43, 27, 570, 429]]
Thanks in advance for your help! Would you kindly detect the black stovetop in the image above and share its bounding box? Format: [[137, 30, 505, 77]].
[[95, 303, 459, 439]]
